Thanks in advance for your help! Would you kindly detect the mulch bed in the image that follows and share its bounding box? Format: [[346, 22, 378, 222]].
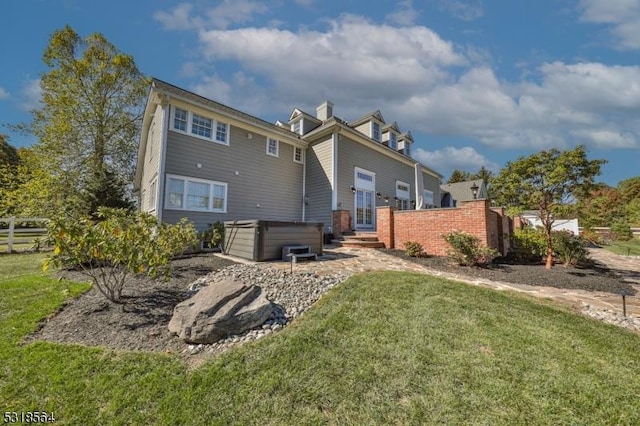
[[25, 254, 237, 355], [380, 249, 636, 295]]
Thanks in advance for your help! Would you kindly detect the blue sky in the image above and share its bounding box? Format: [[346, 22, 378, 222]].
[[1, 0, 639, 186]]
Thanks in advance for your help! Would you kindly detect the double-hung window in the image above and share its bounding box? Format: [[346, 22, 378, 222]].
[[372, 122, 381, 141], [165, 174, 227, 213], [389, 133, 398, 150], [267, 138, 279, 157], [293, 146, 304, 164], [292, 120, 302, 135], [171, 106, 229, 145], [174, 108, 188, 131]]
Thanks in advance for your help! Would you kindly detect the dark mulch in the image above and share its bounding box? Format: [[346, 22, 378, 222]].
[[25, 253, 238, 354], [380, 249, 636, 295]]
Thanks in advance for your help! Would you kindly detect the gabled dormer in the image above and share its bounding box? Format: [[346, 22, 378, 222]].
[[398, 131, 413, 157], [288, 108, 322, 135], [348, 110, 385, 142], [382, 121, 401, 150]]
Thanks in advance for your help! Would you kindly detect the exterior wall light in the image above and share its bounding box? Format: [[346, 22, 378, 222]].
[[350, 186, 356, 194], [470, 183, 479, 199]]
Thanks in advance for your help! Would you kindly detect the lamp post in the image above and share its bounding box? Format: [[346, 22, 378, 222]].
[[470, 183, 479, 200]]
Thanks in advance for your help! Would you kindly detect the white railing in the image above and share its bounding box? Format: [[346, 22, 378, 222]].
[[0, 217, 49, 254]]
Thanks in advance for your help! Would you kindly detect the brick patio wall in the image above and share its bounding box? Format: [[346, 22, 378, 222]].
[[332, 209, 352, 237], [377, 200, 511, 256]]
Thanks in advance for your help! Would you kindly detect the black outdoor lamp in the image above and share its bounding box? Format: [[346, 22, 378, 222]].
[[411, 200, 416, 208], [350, 186, 356, 194], [376, 192, 382, 199], [394, 196, 399, 207], [384, 196, 389, 204], [470, 183, 479, 199]]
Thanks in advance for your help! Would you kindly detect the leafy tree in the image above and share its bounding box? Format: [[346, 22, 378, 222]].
[[618, 177, 640, 204], [0, 134, 19, 167], [22, 25, 148, 217], [492, 146, 605, 269], [474, 166, 494, 187], [576, 185, 624, 229], [447, 169, 471, 183]]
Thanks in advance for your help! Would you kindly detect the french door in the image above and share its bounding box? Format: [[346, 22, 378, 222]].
[[355, 189, 374, 229]]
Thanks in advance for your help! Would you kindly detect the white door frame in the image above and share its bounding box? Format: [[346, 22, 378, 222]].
[[354, 167, 376, 230]]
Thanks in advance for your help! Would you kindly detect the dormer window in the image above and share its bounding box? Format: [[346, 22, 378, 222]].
[[292, 119, 302, 135], [389, 133, 397, 150], [372, 122, 381, 141], [405, 143, 411, 157]]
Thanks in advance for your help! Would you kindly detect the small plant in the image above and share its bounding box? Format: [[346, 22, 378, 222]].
[[404, 241, 425, 257], [552, 230, 588, 266], [442, 230, 499, 267], [44, 208, 198, 304], [201, 221, 225, 250], [511, 227, 546, 261], [579, 228, 602, 245]]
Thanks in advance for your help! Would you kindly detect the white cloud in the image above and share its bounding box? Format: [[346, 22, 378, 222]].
[[436, 0, 484, 21], [196, 14, 466, 111], [0, 87, 8, 100], [578, 0, 640, 49], [153, 3, 194, 31], [413, 146, 499, 177], [154, 0, 268, 31], [386, 0, 420, 26], [294, 0, 314, 7], [19, 79, 42, 111], [156, 9, 640, 152]]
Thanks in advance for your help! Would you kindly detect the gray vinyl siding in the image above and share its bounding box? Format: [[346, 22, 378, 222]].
[[140, 104, 163, 214], [302, 118, 321, 134], [337, 137, 439, 228], [354, 122, 371, 138], [304, 137, 333, 231], [423, 172, 441, 206], [161, 121, 304, 231]]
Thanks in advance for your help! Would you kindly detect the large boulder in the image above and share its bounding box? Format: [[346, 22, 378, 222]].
[[168, 279, 273, 344]]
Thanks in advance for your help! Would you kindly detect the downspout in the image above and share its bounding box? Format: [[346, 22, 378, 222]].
[[302, 147, 306, 221], [157, 96, 169, 223], [331, 131, 339, 235]]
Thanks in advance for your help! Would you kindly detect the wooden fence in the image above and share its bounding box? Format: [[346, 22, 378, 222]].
[[0, 217, 49, 254], [579, 227, 640, 239]]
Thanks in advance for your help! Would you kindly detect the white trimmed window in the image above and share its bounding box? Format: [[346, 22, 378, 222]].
[[396, 180, 410, 210], [165, 174, 227, 213], [292, 119, 302, 135], [293, 146, 304, 164], [372, 122, 381, 141], [171, 106, 230, 145], [173, 108, 188, 131], [389, 133, 398, 150], [267, 138, 279, 157]]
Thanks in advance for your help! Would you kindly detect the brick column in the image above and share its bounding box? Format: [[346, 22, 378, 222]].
[[332, 209, 352, 237], [376, 206, 394, 249]]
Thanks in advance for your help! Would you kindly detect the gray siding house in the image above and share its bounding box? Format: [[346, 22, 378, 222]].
[[134, 79, 442, 237]]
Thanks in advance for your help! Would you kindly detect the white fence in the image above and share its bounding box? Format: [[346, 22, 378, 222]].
[[0, 217, 49, 254]]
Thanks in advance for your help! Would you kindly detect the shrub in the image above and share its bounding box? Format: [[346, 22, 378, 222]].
[[200, 221, 225, 249], [611, 219, 633, 241], [442, 230, 499, 267], [404, 241, 425, 257], [552, 230, 588, 266], [511, 227, 547, 261], [43, 208, 198, 303]]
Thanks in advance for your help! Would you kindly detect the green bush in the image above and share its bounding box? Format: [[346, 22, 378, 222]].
[[442, 230, 499, 267], [552, 230, 588, 266], [611, 219, 633, 241], [511, 227, 546, 261], [404, 241, 425, 257], [579, 228, 602, 245], [44, 208, 198, 303], [201, 221, 225, 249]]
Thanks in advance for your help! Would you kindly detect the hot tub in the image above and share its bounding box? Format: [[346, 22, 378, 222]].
[[223, 220, 324, 261]]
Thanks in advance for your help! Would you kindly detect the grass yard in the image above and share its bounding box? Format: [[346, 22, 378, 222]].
[[2, 254, 640, 424], [603, 238, 640, 256]]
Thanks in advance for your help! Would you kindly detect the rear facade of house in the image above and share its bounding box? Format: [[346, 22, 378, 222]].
[[134, 79, 443, 238]]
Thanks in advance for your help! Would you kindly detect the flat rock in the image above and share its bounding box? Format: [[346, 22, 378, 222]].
[[168, 278, 273, 344]]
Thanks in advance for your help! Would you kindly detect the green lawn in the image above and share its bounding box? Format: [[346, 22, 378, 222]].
[[603, 238, 640, 256], [2, 254, 640, 424]]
